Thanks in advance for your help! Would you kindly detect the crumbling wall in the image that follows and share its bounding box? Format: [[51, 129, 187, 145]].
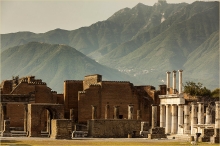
[[88, 119, 141, 138], [50, 119, 72, 139]]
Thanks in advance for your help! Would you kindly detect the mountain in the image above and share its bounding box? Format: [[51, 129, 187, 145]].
[[1, 42, 142, 92], [1, 1, 219, 90]]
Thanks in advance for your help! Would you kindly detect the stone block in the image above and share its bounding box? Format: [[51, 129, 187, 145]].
[[50, 119, 72, 139], [148, 134, 167, 139]]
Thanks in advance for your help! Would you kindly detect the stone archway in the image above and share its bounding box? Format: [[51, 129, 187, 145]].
[[27, 104, 64, 137]]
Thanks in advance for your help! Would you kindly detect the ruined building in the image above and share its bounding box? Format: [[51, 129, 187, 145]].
[[0, 74, 162, 137]]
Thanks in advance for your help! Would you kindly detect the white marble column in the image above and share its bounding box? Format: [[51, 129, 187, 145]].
[[178, 104, 184, 134], [178, 70, 183, 93], [166, 104, 171, 133], [205, 106, 212, 124], [191, 102, 198, 135], [128, 104, 134, 120], [160, 105, 165, 127], [152, 105, 157, 128], [166, 71, 171, 94], [215, 101, 220, 128], [171, 104, 177, 134], [184, 105, 190, 134], [198, 102, 204, 124], [173, 70, 177, 94]]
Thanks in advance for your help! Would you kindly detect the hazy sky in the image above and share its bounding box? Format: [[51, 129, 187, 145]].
[[1, 0, 204, 34]]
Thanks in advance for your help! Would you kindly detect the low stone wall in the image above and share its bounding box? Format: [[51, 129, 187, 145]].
[[50, 119, 72, 139], [88, 119, 141, 138], [198, 128, 214, 142]]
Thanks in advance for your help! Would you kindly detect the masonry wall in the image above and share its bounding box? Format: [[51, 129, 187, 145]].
[[7, 104, 25, 127], [101, 81, 138, 120], [83, 74, 102, 90], [64, 80, 83, 119], [1, 80, 12, 94], [78, 85, 101, 124], [50, 119, 72, 139], [88, 119, 141, 138]]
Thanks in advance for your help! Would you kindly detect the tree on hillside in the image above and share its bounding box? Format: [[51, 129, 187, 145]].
[[183, 81, 211, 96], [211, 88, 220, 98]]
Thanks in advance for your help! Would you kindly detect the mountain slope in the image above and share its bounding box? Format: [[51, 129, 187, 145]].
[[1, 42, 142, 92]]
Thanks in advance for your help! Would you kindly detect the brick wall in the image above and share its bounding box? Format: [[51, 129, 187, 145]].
[[78, 85, 101, 124], [64, 80, 83, 119], [7, 104, 25, 127]]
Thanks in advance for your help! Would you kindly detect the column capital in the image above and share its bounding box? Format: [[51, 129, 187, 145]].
[[191, 102, 197, 106], [178, 69, 183, 72], [173, 70, 177, 73], [197, 102, 204, 104], [159, 104, 165, 106], [151, 104, 157, 106], [114, 105, 120, 108], [128, 104, 134, 106], [91, 105, 97, 107], [166, 71, 171, 74]]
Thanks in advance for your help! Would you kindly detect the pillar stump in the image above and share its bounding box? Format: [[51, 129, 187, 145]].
[[2, 120, 11, 137], [148, 105, 166, 139]]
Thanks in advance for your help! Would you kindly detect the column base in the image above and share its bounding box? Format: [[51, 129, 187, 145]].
[[210, 136, 220, 143], [148, 127, 167, 139], [2, 131, 12, 137]]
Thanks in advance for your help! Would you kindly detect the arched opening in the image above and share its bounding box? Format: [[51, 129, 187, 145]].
[[40, 108, 53, 137]]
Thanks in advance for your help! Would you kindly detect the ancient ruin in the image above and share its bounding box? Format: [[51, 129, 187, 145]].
[[0, 73, 219, 143]]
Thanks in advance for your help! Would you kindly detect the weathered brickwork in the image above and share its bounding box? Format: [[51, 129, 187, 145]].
[[64, 80, 83, 119], [50, 119, 72, 139], [27, 104, 64, 137], [88, 119, 141, 138], [0, 76, 58, 129], [65, 74, 159, 124]]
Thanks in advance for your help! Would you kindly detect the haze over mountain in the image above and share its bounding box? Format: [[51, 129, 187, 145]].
[[1, 42, 142, 92], [1, 1, 219, 91]]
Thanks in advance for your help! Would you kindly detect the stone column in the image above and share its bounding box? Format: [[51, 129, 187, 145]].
[[184, 105, 190, 134], [160, 105, 165, 127], [178, 104, 184, 134], [191, 102, 198, 134], [197, 102, 204, 124], [114, 106, 119, 119], [166, 71, 171, 94], [91, 105, 97, 119], [165, 104, 171, 133], [128, 104, 134, 119], [151, 105, 157, 128], [171, 104, 177, 134], [24, 104, 28, 132], [178, 70, 183, 93], [137, 110, 141, 120], [215, 101, 220, 128], [173, 70, 177, 94], [205, 106, 212, 124], [105, 104, 110, 119]]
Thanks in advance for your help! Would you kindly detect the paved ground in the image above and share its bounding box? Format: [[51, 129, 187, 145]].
[[0, 137, 218, 146]]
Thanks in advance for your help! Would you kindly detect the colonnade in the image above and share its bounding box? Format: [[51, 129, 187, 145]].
[[159, 101, 220, 135]]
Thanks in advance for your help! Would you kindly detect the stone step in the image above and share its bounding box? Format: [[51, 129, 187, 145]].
[[11, 131, 27, 137]]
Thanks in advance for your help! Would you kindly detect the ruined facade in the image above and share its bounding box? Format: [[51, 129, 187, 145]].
[[63, 74, 160, 124]]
